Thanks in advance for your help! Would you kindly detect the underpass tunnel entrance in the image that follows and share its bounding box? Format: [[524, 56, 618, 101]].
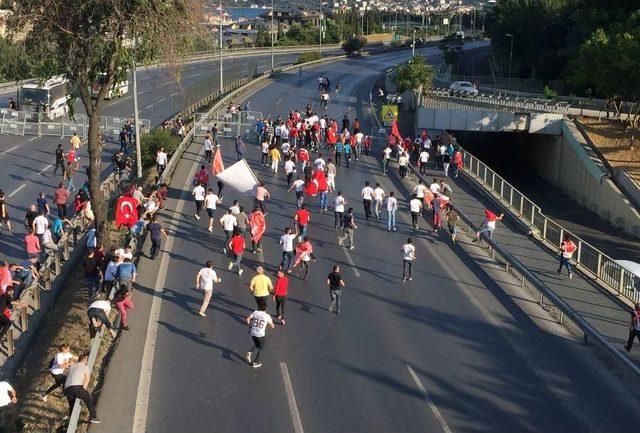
[[449, 130, 640, 262]]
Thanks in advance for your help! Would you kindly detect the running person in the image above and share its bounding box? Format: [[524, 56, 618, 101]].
[[245, 301, 275, 368], [204, 188, 222, 232], [196, 261, 222, 317], [192, 183, 206, 220], [402, 238, 416, 281], [228, 229, 246, 275], [273, 270, 289, 324], [372, 183, 385, 221], [327, 265, 345, 315]]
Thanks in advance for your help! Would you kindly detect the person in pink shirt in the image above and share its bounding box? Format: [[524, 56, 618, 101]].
[[0, 262, 12, 295], [254, 182, 270, 215], [24, 229, 41, 259]]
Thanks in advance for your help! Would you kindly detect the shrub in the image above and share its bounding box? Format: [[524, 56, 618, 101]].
[[139, 128, 180, 168], [342, 35, 367, 55], [297, 52, 322, 64], [542, 85, 558, 100]]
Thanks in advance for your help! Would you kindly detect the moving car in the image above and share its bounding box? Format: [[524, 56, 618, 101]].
[[449, 81, 478, 96]]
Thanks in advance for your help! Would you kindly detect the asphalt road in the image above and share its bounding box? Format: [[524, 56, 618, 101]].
[[0, 52, 312, 264], [90, 43, 640, 433]]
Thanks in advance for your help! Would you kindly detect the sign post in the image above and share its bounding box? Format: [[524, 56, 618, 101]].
[[381, 104, 398, 126]]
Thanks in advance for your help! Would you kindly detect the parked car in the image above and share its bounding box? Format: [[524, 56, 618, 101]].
[[449, 81, 478, 96]]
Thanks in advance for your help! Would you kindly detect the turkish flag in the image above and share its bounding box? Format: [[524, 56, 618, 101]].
[[304, 178, 319, 196], [212, 147, 225, 175], [315, 170, 327, 192], [391, 120, 403, 142], [115, 195, 139, 229], [250, 210, 266, 243]]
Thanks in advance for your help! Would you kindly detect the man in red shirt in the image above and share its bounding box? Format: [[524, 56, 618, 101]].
[[227, 229, 246, 276], [24, 229, 41, 259], [273, 269, 289, 325], [295, 204, 310, 241], [53, 183, 69, 218]]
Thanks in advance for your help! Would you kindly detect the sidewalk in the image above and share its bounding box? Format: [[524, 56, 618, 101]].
[[396, 160, 639, 363]]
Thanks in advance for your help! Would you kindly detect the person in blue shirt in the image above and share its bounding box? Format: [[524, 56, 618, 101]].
[[51, 216, 71, 243], [36, 192, 50, 215], [115, 258, 137, 292], [334, 141, 343, 167], [256, 119, 266, 144], [343, 142, 352, 168]]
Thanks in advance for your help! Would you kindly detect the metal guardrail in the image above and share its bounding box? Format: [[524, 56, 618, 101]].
[[460, 145, 640, 305], [424, 88, 570, 114], [397, 160, 640, 381]]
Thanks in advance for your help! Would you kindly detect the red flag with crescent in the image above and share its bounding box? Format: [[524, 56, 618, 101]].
[[250, 210, 266, 243], [304, 178, 319, 196], [315, 170, 327, 192], [115, 195, 139, 229], [391, 119, 403, 142], [212, 147, 225, 175]]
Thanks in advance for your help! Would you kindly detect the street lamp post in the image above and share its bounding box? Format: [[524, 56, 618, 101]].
[[131, 34, 142, 179], [506, 33, 514, 88], [271, 0, 275, 70], [219, 0, 223, 92], [412, 28, 416, 57]]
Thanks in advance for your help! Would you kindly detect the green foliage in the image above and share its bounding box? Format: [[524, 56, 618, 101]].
[[341, 35, 367, 55], [443, 49, 459, 65], [542, 85, 558, 100], [297, 52, 321, 64], [0, 37, 32, 82], [140, 129, 180, 168], [394, 54, 435, 94]]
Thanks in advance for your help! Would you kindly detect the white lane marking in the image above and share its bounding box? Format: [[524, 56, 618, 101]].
[[28, 136, 39, 142], [275, 98, 282, 106], [132, 148, 203, 433], [188, 73, 202, 78], [8, 184, 26, 198], [280, 362, 305, 433], [158, 98, 166, 103], [342, 247, 360, 277], [144, 104, 153, 110], [38, 163, 53, 175], [407, 365, 453, 433], [2, 145, 18, 155], [288, 88, 295, 94], [170, 92, 180, 97]]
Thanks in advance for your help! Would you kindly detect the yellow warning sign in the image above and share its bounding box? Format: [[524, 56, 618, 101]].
[[381, 104, 398, 126]]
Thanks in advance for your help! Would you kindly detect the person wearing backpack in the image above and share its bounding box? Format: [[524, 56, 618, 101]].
[[42, 344, 77, 402], [557, 234, 576, 279]]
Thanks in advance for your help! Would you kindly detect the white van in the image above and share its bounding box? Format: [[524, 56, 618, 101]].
[[91, 73, 129, 100], [17, 76, 69, 120]]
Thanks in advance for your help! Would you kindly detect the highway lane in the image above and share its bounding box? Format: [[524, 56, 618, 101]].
[[91, 43, 640, 433], [0, 52, 306, 264]]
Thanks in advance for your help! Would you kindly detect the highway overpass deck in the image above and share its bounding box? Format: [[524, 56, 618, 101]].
[[83, 46, 640, 433]]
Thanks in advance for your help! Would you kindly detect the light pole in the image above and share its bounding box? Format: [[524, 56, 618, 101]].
[[271, 0, 275, 70], [505, 33, 514, 88], [319, 5, 322, 51], [131, 34, 142, 179], [412, 28, 416, 57], [219, 0, 223, 92]]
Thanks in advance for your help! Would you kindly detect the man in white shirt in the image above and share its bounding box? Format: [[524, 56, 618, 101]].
[[204, 189, 222, 232], [33, 212, 49, 239], [409, 194, 423, 229], [386, 191, 398, 232], [245, 302, 275, 368], [219, 209, 237, 253], [429, 179, 441, 195], [281, 140, 291, 154], [192, 183, 206, 220], [229, 200, 240, 215], [314, 154, 326, 172], [372, 183, 385, 221], [288, 176, 305, 209], [333, 191, 346, 229], [412, 180, 427, 200], [354, 131, 364, 157], [361, 181, 374, 220], [279, 227, 297, 272], [382, 144, 392, 174], [0, 380, 24, 429], [260, 140, 269, 166], [196, 260, 221, 317], [419, 149, 429, 174], [398, 152, 409, 178], [402, 237, 416, 281], [204, 135, 213, 164], [284, 158, 296, 188], [156, 147, 168, 175], [43, 343, 77, 401], [326, 158, 336, 193]]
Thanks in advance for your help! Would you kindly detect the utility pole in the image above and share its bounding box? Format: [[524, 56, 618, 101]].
[[412, 28, 416, 57], [219, 0, 223, 92], [132, 34, 142, 179], [319, 2, 322, 52], [506, 33, 514, 88], [271, 0, 275, 70]]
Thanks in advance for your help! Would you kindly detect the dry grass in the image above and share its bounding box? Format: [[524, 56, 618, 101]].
[[579, 117, 640, 183]]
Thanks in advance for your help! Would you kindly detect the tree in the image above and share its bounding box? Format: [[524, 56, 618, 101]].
[[394, 54, 435, 97], [342, 35, 366, 55], [9, 0, 201, 247]]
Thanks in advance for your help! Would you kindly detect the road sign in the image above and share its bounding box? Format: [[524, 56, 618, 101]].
[[381, 104, 398, 126]]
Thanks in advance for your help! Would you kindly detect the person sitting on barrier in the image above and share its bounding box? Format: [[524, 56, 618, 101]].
[[0, 286, 26, 345], [42, 343, 78, 402]]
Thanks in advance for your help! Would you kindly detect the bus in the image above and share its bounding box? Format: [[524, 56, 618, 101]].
[[91, 73, 129, 100], [17, 76, 69, 120]]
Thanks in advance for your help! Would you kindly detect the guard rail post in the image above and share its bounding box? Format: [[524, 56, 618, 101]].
[[5, 331, 14, 357], [44, 267, 52, 292], [18, 306, 28, 332]]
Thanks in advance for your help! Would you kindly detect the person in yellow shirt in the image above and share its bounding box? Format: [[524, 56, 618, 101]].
[[249, 266, 273, 307], [269, 147, 281, 174], [70, 132, 82, 150]]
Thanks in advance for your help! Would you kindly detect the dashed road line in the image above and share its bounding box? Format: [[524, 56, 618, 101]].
[[170, 92, 180, 97], [144, 104, 154, 110], [342, 247, 360, 277], [2, 145, 18, 155], [38, 163, 53, 175], [158, 98, 166, 103], [280, 362, 305, 433], [8, 184, 26, 198], [407, 365, 453, 433], [28, 136, 39, 142], [288, 88, 295, 94], [275, 98, 282, 106]]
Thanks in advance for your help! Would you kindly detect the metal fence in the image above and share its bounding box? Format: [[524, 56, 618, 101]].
[[424, 88, 570, 114], [461, 148, 640, 304], [438, 73, 564, 94]]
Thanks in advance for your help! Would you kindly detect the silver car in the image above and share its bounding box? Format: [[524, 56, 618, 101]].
[[449, 81, 479, 96]]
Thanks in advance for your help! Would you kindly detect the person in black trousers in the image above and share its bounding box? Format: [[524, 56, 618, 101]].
[[64, 354, 101, 424], [146, 216, 168, 260]]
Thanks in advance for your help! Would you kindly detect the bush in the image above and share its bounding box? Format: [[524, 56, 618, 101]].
[[139, 129, 180, 168], [297, 52, 322, 64], [542, 85, 558, 100], [342, 35, 367, 55]]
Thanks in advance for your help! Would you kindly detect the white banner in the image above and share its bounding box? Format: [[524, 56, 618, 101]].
[[215, 159, 259, 195]]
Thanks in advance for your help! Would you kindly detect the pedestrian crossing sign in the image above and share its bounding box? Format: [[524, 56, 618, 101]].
[[381, 104, 398, 125]]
